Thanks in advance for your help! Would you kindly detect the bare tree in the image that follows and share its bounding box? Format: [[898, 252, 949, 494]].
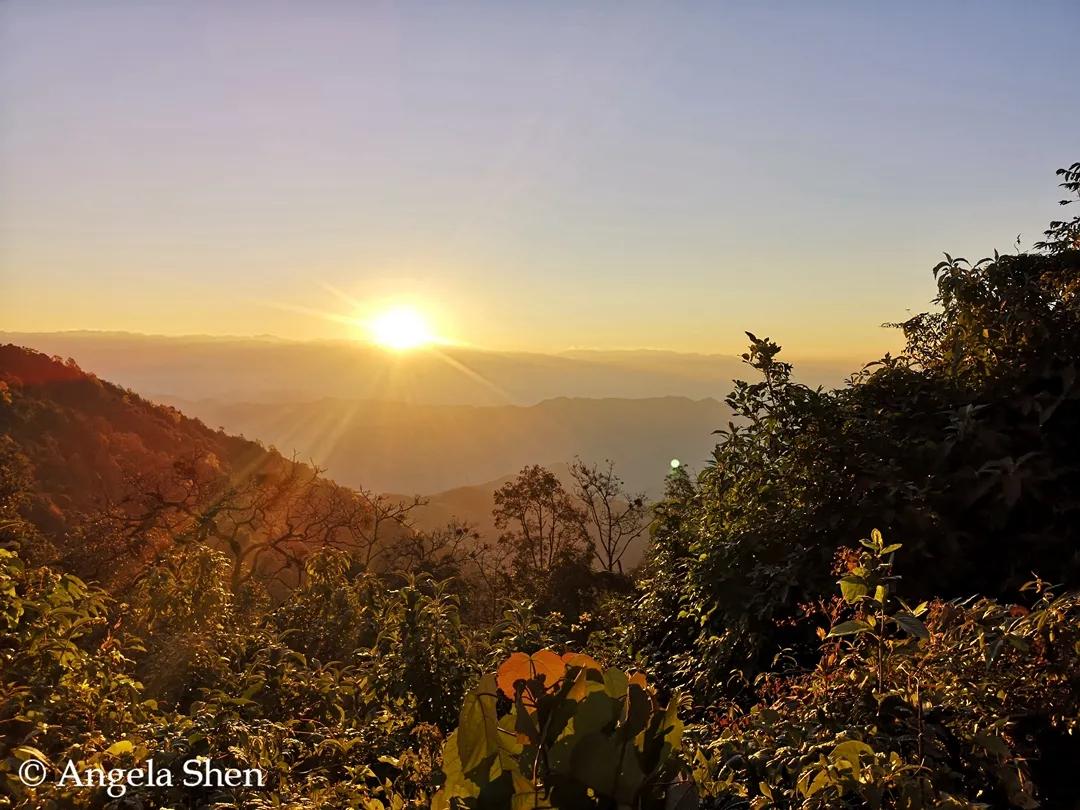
[[492, 465, 590, 584], [386, 518, 480, 579], [468, 536, 516, 624], [351, 489, 427, 570], [96, 451, 421, 592], [570, 458, 649, 573]]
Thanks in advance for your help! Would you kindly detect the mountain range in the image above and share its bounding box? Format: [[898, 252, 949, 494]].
[[1, 331, 860, 497], [158, 394, 727, 495], [0, 331, 856, 406]]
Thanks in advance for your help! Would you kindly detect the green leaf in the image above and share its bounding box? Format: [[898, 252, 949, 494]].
[[665, 781, 698, 810], [892, 612, 929, 639], [621, 684, 651, 738], [831, 740, 874, 767], [241, 677, 265, 700], [658, 695, 684, 765], [570, 690, 621, 740], [973, 732, 1010, 759], [827, 620, 871, 638], [570, 732, 645, 804], [430, 788, 451, 810], [13, 746, 49, 763], [457, 674, 501, 778], [800, 767, 834, 798], [602, 667, 629, 699], [105, 740, 134, 757], [838, 576, 868, 603], [1006, 635, 1030, 653], [439, 731, 480, 800]]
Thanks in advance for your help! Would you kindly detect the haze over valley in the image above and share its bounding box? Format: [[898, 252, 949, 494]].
[[1, 330, 857, 497]]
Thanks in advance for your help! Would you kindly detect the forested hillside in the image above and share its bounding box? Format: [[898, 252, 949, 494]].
[[0, 347, 413, 593], [0, 344, 276, 526], [2, 164, 1079, 808]]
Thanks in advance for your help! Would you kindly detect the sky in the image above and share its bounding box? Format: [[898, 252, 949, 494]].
[[1, 1, 1078, 357]]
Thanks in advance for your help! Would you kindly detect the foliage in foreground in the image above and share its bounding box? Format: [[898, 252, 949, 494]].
[[694, 531, 1080, 809], [4, 528, 1077, 808], [0, 544, 458, 807], [434, 650, 692, 808]]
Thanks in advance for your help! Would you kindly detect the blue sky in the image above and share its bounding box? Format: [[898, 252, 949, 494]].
[[1, 1, 1077, 356]]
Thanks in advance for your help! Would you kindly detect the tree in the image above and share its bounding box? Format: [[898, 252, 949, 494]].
[[1035, 161, 1080, 253], [87, 454, 395, 593], [569, 458, 648, 573], [492, 465, 591, 590], [352, 488, 427, 571], [634, 162, 1080, 703], [466, 536, 516, 624], [387, 519, 481, 580], [0, 436, 45, 556]]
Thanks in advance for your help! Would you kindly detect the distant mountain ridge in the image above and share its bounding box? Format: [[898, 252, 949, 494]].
[[156, 394, 728, 496], [0, 331, 856, 407]]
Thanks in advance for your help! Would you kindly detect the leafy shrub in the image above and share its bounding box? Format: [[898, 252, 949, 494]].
[[0, 544, 154, 806], [433, 650, 696, 808], [692, 532, 1080, 809], [634, 230, 1080, 702]]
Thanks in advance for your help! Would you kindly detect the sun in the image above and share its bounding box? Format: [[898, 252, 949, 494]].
[[368, 306, 435, 350]]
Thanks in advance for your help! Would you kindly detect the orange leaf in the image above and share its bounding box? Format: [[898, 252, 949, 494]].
[[495, 649, 568, 703], [562, 652, 603, 672], [496, 652, 533, 700], [530, 650, 566, 689]]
